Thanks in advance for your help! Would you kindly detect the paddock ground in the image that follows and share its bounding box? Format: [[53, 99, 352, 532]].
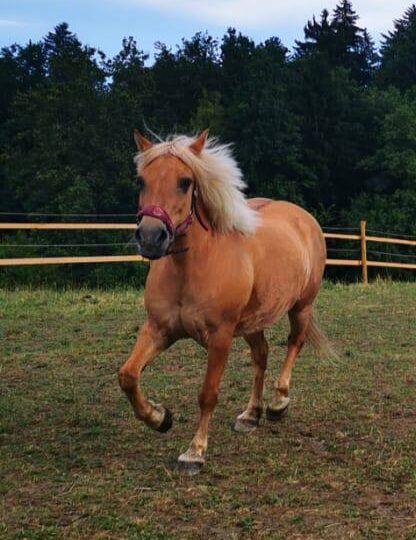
[[0, 281, 415, 539]]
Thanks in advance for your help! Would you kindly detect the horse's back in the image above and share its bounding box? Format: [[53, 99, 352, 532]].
[[248, 198, 325, 271]]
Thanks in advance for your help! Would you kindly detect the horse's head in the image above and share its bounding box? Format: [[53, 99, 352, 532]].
[[133, 130, 209, 259]]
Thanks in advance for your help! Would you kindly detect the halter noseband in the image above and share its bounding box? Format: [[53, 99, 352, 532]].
[[136, 188, 207, 243]]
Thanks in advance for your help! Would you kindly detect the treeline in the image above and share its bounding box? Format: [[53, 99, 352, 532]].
[[1, 0, 416, 285]]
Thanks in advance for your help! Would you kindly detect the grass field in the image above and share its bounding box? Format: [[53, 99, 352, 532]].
[[0, 281, 415, 539]]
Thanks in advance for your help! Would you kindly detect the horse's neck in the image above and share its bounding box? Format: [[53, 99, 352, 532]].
[[171, 201, 212, 264]]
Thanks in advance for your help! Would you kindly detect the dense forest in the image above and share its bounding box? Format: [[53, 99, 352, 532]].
[[1, 0, 416, 285]]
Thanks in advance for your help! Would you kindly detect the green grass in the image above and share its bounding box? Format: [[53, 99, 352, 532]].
[[0, 280, 415, 539]]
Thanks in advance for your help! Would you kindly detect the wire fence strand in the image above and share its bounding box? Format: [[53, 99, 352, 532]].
[[367, 249, 416, 260], [322, 226, 359, 231], [366, 228, 416, 240]]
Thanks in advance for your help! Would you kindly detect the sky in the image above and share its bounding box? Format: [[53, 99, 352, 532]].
[[0, 0, 413, 59]]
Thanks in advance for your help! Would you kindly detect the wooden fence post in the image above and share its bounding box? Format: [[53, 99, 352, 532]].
[[360, 220, 368, 287]]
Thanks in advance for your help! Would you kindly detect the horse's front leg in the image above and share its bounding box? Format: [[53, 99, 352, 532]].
[[178, 329, 233, 474], [118, 321, 173, 432]]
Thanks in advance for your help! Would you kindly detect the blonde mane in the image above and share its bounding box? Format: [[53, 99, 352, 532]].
[[135, 135, 259, 235]]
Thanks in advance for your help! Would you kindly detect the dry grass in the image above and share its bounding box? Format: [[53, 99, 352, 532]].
[[0, 280, 415, 539]]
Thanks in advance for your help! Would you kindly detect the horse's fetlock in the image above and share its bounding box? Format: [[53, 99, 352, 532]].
[[275, 382, 289, 397], [253, 405, 263, 419]]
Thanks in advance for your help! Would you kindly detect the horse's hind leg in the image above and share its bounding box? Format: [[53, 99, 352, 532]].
[[266, 304, 312, 421], [234, 331, 268, 432]]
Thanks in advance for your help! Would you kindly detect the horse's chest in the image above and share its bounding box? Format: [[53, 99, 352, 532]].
[[178, 303, 211, 347], [148, 297, 211, 346]]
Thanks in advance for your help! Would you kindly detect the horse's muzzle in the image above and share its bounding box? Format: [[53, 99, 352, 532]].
[[135, 222, 170, 260]]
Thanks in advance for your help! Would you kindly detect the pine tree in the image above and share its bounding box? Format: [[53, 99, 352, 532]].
[[331, 0, 378, 84], [294, 9, 333, 58], [379, 5, 416, 91], [295, 1, 377, 85]]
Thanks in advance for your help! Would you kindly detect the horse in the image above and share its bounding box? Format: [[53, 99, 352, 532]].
[[118, 129, 330, 474]]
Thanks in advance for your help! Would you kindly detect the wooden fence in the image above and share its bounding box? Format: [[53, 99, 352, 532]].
[[1, 220, 416, 286]]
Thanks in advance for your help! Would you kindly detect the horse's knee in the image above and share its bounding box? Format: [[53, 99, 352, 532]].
[[118, 367, 137, 392]]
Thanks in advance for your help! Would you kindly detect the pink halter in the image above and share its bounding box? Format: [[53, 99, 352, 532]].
[[136, 189, 207, 240], [136, 205, 193, 238]]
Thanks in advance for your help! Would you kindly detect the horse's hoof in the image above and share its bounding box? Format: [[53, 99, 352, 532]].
[[155, 407, 173, 433], [177, 460, 203, 475], [177, 449, 205, 475], [233, 417, 259, 433], [266, 404, 289, 422], [177, 459, 204, 475]]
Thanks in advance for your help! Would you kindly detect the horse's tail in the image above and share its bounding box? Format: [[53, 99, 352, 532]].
[[306, 313, 337, 360]]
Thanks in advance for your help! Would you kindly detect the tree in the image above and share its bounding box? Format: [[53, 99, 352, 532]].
[[149, 33, 220, 133], [345, 189, 416, 236], [295, 0, 377, 85], [358, 88, 416, 193], [0, 41, 47, 212], [379, 4, 416, 91], [220, 28, 256, 102], [290, 1, 379, 216], [219, 31, 306, 201], [290, 52, 373, 213], [295, 9, 333, 58], [105, 37, 153, 205], [2, 24, 112, 215]]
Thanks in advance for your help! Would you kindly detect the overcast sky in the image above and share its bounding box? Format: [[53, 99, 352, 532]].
[[0, 0, 412, 58]]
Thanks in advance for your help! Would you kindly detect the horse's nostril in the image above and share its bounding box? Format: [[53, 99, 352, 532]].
[[135, 228, 142, 244], [157, 228, 168, 244]]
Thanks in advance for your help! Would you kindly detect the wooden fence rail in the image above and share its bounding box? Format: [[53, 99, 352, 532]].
[[1, 220, 416, 286]]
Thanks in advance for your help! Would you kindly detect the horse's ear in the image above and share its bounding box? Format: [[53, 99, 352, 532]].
[[133, 129, 153, 152], [189, 129, 209, 155]]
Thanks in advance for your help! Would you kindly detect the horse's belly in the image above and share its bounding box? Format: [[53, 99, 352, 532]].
[[234, 313, 279, 336], [235, 288, 294, 336]]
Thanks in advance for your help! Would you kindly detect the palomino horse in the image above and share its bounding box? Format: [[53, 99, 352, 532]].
[[118, 130, 329, 474]]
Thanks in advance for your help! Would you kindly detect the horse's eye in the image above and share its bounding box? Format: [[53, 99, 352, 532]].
[[137, 176, 145, 191], [178, 177, 192, 193]]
